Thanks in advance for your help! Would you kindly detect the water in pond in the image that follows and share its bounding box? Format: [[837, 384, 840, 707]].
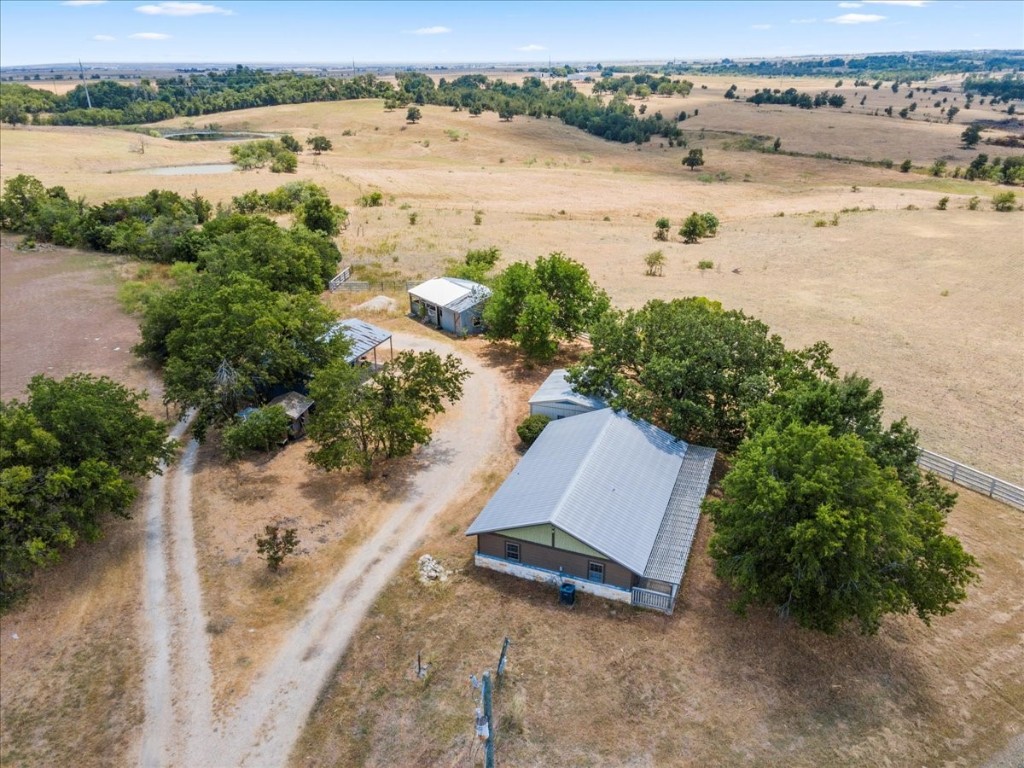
[[140, 163, 237, 176], [164, 131, 275, 142]]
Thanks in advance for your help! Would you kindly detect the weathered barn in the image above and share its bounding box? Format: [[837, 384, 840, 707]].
[[267, 391, 314, 438], [528, 368, 607, 420], [408, 277, 491, 335], [466, 408, 716, 614]]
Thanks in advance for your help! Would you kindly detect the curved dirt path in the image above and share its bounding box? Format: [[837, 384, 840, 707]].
[[140, 332, 511, 767]]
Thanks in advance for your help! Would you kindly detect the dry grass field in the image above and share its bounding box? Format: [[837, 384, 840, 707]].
[[1, 73, 1022, 767]]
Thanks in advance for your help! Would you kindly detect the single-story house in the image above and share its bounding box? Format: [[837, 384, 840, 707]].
[[408, 277, 491, 335], [322, 318, 394, 367], [528, 368, 607, 420], [268, 391, 314, 438], [466, 408, 716, 614]]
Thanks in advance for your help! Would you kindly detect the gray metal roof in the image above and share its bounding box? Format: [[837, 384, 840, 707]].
[[322, 318, 393, 363], [643, 445, 717, 585], [466, 409, 714, 579], [268, 391, 314, 420], [528, 369, 607, 410], [408, 277, 492, 313]]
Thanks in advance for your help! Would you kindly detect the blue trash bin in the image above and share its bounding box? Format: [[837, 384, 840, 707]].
[[559, 583, 576, 606]]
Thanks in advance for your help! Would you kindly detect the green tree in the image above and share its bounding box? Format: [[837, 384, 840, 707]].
[[482, 262, 539, 341], [946, 105, 960, 123], [296, 191, 345, 237], [196, 217, 339, 293], [654, 217, 670, 241], [900, 159, 913, 173], [406, 106, 422, 123], [960, 124, 982, 148], [254, 524, 300, 572], [683, 148, 705, 171], [138, 274, 344, 439], [0, 174, 46, 231], [1, 102, 27, 128], [516, 414, 551, 445], [270, 150, 298, 173], [569, 298, 812, 451], [306, 135, 333, 155], [992, 191, 1017, 212], [680, 212, 707, 243], [306, 351, 469, 478], [706, 422, 978, 635], [221, 405, 291, 459], [644, 249, 666, 276], [534, 252, 609, 341], [513, 292, 560, 361], [1, 375, 175, 608], [280, 134, 302, 153]]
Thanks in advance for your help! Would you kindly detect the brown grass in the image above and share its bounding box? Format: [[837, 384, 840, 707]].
[[1, 72, 1021, 767], [291, 480, 1024, 768]]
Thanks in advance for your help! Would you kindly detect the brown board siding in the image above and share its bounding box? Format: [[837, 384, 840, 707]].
[[477, 533, 636, 590]]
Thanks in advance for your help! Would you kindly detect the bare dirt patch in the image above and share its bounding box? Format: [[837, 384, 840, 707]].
[[0, 234, 160, 403]]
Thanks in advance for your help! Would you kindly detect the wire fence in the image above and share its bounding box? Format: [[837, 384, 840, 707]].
[[917, 449, 1023, 511]]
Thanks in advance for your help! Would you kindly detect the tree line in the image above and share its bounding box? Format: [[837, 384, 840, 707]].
[[0, 176, 471, 604], [0, 66, 691, 146]]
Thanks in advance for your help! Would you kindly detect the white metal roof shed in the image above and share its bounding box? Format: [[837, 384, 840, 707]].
[[408, 277, 491, 311], [528, 368, 607, 412]]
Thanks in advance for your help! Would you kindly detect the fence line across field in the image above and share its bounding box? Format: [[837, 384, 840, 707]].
[[916, 449, 1023, 511]]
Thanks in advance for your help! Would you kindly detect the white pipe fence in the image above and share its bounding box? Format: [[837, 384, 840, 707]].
[[917, 449, 1023, 511]]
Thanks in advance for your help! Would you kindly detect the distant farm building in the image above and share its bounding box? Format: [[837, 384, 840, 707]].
[[466, 408, 716, 614], [322, 318, 394, 368], [528, 368, 606, 420], [408, 277, 491, 335]]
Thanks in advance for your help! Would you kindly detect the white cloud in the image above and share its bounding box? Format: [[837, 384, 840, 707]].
[[790, 17, 817, 23], [864, 0, 929, 5], [828, 12, 886, 23], [516, 44, 546, 51], [135, 2, 232, 16], [751, 23, 772, 30], [129, 32, 172, 39], [92, 34, 116, 41], [838, 2, 863, 6], [62, 1, 107, 5], [411, 26, 452, 35]]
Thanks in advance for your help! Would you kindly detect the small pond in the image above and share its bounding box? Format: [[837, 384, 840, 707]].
[[139, 163, 237, 176], [164, 131, 276, 142]]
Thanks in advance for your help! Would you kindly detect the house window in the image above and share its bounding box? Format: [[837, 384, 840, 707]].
[[472, 315, 482, 328], [505, 541, 520, 562], [588, 561, 605, 583]]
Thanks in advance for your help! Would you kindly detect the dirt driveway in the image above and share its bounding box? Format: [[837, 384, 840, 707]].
[[139, 330, 513, 767]]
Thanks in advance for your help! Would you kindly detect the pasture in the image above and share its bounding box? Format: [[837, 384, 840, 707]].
[[0, 73, 1021, 766]]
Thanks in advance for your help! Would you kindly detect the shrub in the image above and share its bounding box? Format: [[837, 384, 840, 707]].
[[992, 191, 1017, 212], [697, 259, 714, 270], [644, 249, 666, 276], [900, 159, 913, 173], [517, 414, 551, 446], [967, 196, 981, 211], [408, 212, 418, 225], [254, 524, 300, 573], [928, 159, 948, 178], [221, 405, 290, 459], [936, 196, 949, 210], [358, 190, 384, 207], [814, 219, 828, 227]]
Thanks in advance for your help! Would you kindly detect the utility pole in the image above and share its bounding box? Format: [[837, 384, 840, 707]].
[[482, 670, 495, 768]]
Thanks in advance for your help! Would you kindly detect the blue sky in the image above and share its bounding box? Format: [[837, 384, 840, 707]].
[[1, 1, 1021, 68]]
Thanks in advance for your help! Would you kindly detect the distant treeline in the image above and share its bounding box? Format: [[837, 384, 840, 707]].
[[687, 50, 1024, 79], [0, 66, 687, 145], [963, 74, 1024, 102]]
